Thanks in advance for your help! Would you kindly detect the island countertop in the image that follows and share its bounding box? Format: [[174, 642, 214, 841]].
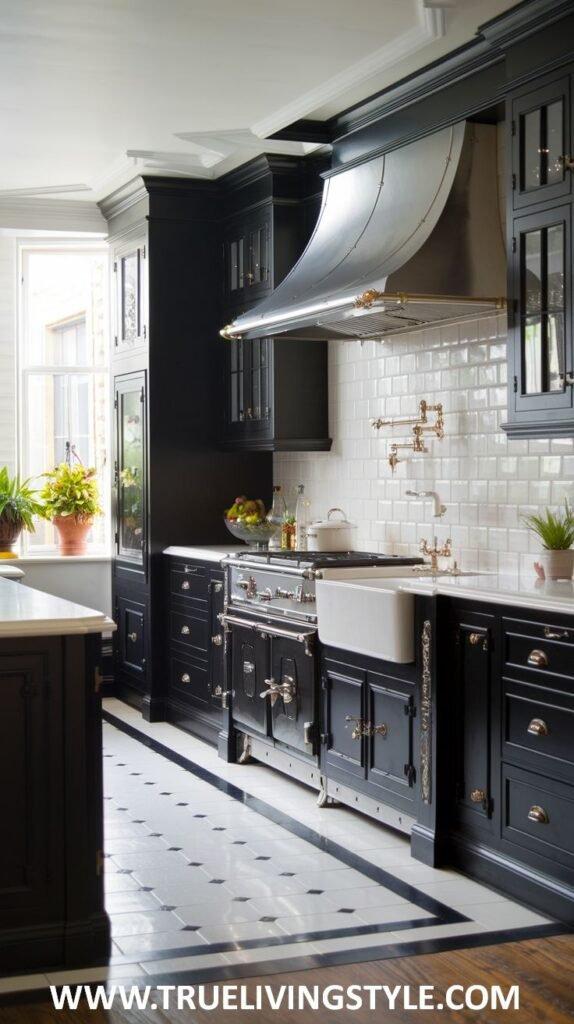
[[0, 576, 116, 637]]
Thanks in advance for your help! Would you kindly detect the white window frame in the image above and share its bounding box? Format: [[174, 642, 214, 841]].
[[17, 239, 111, 556]]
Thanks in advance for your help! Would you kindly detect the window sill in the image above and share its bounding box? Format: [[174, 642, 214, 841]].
[[0, 553, 112, 565]]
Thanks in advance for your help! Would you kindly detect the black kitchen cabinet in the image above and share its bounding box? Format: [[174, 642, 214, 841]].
[[165, 555, 224, 745], [321, 648, 418, 822], [441, 597, 574, 924], [220, 155, 331, 452], [0, 633, 108, 972], [102, 177, 271, 721], [504, 65, 574, 437]]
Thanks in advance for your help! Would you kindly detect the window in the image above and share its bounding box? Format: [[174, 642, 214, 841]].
[[19, 244, 109, 553]]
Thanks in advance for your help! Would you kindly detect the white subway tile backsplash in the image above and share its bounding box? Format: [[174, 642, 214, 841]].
[[275, 316, 574, 574]]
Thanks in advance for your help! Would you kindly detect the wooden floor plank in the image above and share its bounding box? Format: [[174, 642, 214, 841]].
[[1, 935, 573, 1023]]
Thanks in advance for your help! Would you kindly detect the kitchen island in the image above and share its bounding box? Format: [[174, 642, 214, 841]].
[[0, 577, 115, 973]]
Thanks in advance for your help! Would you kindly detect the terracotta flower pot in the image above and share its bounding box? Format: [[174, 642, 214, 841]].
[[53, 515, 94, 556], [0, 518, 23, 554]]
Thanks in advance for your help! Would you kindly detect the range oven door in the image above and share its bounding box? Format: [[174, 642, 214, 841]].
[[224, 613, 318, 757]]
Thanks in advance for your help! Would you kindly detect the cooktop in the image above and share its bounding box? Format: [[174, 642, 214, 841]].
[[228, 550, 424, 570]]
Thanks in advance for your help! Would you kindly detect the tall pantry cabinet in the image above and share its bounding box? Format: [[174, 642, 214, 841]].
[[101, 177, 270, 720]]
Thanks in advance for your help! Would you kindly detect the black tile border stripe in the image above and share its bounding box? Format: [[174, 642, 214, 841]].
[[102, 711, 466, 924]]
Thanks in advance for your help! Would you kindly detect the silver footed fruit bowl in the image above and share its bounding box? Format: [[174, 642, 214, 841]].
[[223, 517, 281, 550]]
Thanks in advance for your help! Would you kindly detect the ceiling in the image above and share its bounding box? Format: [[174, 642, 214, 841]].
[[0, 0, 518, 205]]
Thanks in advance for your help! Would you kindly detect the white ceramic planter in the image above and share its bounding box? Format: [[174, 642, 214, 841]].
[[534, 549, 574, 581]]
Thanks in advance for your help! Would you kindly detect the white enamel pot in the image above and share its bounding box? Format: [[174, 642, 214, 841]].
[[306, 508, 354, 552]]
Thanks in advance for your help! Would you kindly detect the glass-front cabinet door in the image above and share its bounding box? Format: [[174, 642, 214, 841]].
[[114, 240, 147, 352], [114, 371, 147, 572], [223, 211, 271, 304], [512, 77, 572, 210], [225, 338, 271, 444], [512, 205, 572, 414]]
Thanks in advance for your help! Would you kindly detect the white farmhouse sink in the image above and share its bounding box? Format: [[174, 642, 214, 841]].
[[316, 577, 417, 663], [316, 571, 485, 663]]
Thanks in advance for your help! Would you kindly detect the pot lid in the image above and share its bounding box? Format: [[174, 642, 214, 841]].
[[310, 508, 353, 530]]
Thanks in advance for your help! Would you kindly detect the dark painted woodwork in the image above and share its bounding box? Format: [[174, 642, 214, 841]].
[[0, 633, 109, 972], [219, 155, 331, 452], [102, 176, 272, 721], [164, 556, 224, 746], [321, 646, 418, 817], [442, 596, 574, 924]]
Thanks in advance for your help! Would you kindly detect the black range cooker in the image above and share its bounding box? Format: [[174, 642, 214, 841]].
[[221, 550, 422, 777]]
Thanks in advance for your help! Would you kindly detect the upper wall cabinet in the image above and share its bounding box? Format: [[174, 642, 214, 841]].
[[219, 156, 331, 452], [512, 76, 572, 211], [504, 65, 574, 438], [113, 237, 148, 354]]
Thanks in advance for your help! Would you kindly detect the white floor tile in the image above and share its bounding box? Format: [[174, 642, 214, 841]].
[[454, 901, 551, 930], [415, 879, 508, 906], [221, 942, 319, 966], [197, 920, 288, 944], [141, 952, 228, 975], [0, 974, 48, 994], [110, 909, 186, 937], [249, 892, 339, 918], [114, 930, 209, 956], [354, 904, 434, 926], [174, 902, 262, 928]]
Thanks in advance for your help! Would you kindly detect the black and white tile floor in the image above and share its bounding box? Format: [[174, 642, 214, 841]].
[[0, 697, 563, 996]]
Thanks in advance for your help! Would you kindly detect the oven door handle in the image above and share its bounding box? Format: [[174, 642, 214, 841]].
[[221, 613, 316, 655]]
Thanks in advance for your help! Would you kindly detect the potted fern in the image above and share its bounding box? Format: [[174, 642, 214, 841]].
[[39, 463, 102, 555], [523, 500, 574, 580], [0, 468, 43, 554]]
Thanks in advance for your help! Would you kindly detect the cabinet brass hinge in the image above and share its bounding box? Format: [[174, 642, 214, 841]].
[[404, 763, 416, 786], [513, 375, 518, 393]]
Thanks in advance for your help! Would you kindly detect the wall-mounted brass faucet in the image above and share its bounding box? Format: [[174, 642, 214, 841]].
[[371, 399, 445, 472]]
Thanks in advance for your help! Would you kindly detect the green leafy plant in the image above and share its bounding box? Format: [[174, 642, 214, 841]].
[[522, 500, 574, 550], [39, 463, 103, 522], [0, 467, 43, 532]]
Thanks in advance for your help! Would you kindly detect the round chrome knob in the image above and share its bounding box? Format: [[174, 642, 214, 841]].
[[127, 631, 137, 642], [181, 673, 190, 683], [181, 580, 190, 590], [470, 789, 487, 803], [180, 625, 190, 635], [211, 634, 223, 646]]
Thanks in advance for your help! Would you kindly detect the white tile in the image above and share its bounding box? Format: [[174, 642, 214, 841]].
[[388, 921, 487, 943], [174, 901, 262, 927], [331, 886, 411, 910], [249, 892, 339, 917], [110, 909, 186, 937], [0, 973, 49, 994], [106, 890, 163, 913], [455, 901, 551, 930], [415, 879, 507, 906], [197, 920, 288, 944], [221, 942, 319, 966], [293, 868, 380, 891], [222, 875, 307, 898], [354, 904, 434, 926], [277, 911, 361, 935], [114, 930, 209, 955]]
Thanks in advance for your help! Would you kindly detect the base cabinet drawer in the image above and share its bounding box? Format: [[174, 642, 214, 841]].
[[503, 618, 574, 682], [170, 609, 209, 653], [170, 565, 208, 608], [169, 653, 209, 707], [502, 764, 574, 869], [503, 680, 574, 782]]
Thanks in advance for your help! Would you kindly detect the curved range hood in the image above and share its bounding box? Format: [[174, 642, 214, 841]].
[[222, 121, 506, 342]]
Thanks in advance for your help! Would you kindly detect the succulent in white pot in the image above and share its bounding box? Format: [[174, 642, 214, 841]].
[[523, 500, 574, 581]]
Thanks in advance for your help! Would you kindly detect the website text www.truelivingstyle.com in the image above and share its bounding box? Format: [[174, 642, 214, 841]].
[[51, 982, 520, 1013]]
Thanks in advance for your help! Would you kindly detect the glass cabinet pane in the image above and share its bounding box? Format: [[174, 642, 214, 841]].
[[120, 251, 139, 343], [520, 221, 566, 396], [519, 96, 565, 194], [547, 101, 564, 185], [522, 109, 541, 190], [117, 382, 145, 563]]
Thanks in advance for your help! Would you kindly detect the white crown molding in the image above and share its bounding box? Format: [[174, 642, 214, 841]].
[[251, 0, 447, 139], [0, 197, 106, 233]]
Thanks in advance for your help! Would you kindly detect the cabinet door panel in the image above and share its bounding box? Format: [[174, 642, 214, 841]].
[[170, 609, 209, 655], [270, 633, 317, 756], [503, 680, 574, 782], [169, 653, 209, 709], [511, 205, 572, 415], [230, 626, 269, 735], [0, 648, 64, 926], [323, 665, 365, 783], [502, 765, 574, 870], [454, 625, 493, 827], [367, 677, 415, 803], [116, 596, 146, 683], [512, 78, 571, 210], [114, 371, 147, 575]]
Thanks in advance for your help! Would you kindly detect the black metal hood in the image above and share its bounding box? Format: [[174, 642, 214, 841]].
[[222, 122, 506, 342]]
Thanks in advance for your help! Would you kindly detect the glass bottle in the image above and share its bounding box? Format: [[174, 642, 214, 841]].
[[294, 483, 310, 551], [266, 485, 286, 550]]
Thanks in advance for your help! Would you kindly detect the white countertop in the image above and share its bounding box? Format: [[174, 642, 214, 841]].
[[164, 545, 245, 563], [319, 566, 574, 617], [0, 576, 116, 637], [0, 564, 25, 579]]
